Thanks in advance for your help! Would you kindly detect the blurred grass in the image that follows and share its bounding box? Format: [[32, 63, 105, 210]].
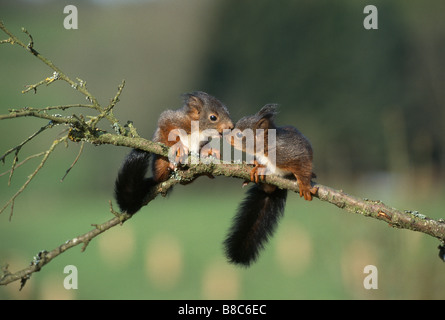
[[1, 0, 445, 300]]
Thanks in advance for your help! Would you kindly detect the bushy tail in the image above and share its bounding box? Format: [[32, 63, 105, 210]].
[[114, 149, 156, 214], [224, 184, 287, 266]]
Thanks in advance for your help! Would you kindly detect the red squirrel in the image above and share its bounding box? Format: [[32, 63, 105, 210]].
[[114, 91, 233, 214], [224, 104, 317, 266]]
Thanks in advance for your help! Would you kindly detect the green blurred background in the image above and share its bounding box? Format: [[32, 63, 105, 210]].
[[1, 0, 445, 300]]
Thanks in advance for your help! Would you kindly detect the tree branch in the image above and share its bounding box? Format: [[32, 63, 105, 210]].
[[1, 21, 444, 289]]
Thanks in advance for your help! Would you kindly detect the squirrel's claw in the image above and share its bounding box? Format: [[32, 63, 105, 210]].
[[299, 185, 318, 201], [250, 162, 267, 184], [200, 144, 221, 159], [170, 142, 189, 165]]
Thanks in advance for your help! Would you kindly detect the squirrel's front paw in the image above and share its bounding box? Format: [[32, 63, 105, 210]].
[[169, 143, 189, 166], [299, 185, 318, 201], [250, 162, 267, 183], [200, 144, 221, 159]]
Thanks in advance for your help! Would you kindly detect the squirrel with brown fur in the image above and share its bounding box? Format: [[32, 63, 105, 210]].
[[114, 91, 233, 214], [224, 104, 317, 266]]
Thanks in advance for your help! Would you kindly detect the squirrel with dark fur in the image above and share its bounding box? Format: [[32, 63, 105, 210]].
[[224, 104, 317, 266], [114, 91, 233, 214]]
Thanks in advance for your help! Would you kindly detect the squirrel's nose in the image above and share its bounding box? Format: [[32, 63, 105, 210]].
[[219, 122, 234, 132], [227, 122, 234, 130]]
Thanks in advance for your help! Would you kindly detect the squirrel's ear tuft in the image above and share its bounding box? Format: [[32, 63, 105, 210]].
[[257, 104, 279, 119], [255, 104, 278, 129], [182, 92, 203, 117]]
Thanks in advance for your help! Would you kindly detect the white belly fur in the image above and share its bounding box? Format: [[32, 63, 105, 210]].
[[256, 154, 288, 176]]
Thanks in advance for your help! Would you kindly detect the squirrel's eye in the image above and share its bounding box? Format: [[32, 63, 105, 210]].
[[209, 114, 218, 121], [236, 132, 243, 139]]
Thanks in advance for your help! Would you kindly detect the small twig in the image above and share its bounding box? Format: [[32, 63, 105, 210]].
[[0, 109, 77, 124], [22, 79, 45, 94], [8, 104, 95, 113], [126, 121, 140, 138], [105, 80, 126, 115], [21, 27, 36, 55], [22, 71, 60, 94], [0, 21, 101, 110], [60, 141, 84, 182], [7, 149, 19, 186], [0, 38, 12, 44], [0, 203, 134, 287], [0, 121, 53, 164], [89, 80, 126, 132], [0, 137, 67, 219], [0, 152, 45, 178]]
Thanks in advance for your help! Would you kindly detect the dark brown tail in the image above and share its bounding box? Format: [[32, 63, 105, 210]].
[[114, 149, 156, 214], [224, 184, 287, 266]]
